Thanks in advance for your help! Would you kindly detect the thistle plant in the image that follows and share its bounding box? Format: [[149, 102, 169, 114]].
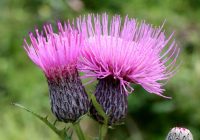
[[14, 13, 181, 140]]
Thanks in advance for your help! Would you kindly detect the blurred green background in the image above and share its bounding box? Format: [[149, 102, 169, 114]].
[[0, 0, 200, 139]]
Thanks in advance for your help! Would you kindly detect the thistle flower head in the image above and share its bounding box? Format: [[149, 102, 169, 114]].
[[24, 22, 89, 122], [78, 13, 179, 97], [166, 127, 193, 140]]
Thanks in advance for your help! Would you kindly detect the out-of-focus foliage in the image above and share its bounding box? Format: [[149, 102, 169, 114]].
[[0, 0, 200, 139]]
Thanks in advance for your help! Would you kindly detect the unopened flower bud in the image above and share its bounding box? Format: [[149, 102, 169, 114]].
[[166, 127, 193, 140]]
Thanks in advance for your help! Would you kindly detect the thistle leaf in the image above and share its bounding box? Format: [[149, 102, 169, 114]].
[[12, 103, 71, 140]]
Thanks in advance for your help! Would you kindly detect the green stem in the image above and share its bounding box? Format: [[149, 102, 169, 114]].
[[73, 122, 86, 140], [99, 124, 108, 140]]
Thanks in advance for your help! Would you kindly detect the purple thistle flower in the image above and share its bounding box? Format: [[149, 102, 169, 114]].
[[24, 22, 90, 122], [77, 13, 179, 125]]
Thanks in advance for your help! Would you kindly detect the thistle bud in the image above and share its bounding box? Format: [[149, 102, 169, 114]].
[[166, 127, 193, 140]]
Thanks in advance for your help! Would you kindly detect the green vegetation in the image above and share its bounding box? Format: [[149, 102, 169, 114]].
[[0, 0, 200, 139]]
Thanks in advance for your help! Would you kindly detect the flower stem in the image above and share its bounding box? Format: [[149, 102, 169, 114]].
[[99, 124, 107, 140], [73, 122, 86, 140]]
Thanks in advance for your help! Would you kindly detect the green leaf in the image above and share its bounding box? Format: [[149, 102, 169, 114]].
[[12, 103, 71, 140]]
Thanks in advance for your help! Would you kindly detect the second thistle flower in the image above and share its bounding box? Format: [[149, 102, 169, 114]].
[[78, 14, 179, 125]]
